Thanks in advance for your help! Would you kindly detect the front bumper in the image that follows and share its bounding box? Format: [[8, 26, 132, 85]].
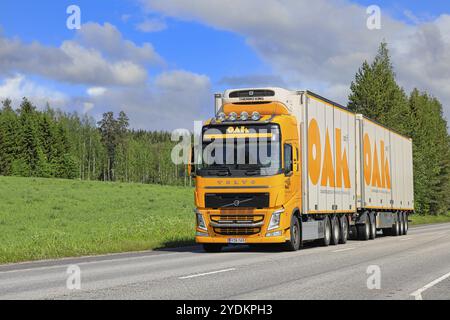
[[195, 235, 287, 244]]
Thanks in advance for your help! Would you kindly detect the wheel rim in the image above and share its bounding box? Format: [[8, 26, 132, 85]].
[[325, 220, 330, 241], [343, 219, 348, 240], [334, 219, 339, 240]]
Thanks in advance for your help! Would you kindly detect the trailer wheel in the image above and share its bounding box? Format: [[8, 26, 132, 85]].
[[284, 215, 301, 251], [391, 213, 400, 236], [357, 217, 370, 241], [369, 212, 376, 240], [330, 216, 340, 245], [404, 213, 409, 235], [321, 216, 331, 246], [399, 212, 405, 236], [203, 244, 223, 253], [339, 215, 349, 244]]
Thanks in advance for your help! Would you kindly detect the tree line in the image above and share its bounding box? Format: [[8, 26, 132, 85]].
[[0, 42, 449, 215], [349, 42, 450, 215], [0, 99, 190, 186]]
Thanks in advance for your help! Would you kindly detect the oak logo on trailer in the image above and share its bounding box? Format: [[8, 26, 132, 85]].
[[308, 119, 351, 188], [363, 134, 391, 189]]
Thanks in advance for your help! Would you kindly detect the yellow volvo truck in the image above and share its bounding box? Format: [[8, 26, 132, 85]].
[[191, 88, 414, 252]]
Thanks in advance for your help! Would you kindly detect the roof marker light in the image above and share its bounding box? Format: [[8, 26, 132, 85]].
[[240, 111, 249, 121], [216, 112, 226, 122], [228, 112, 238, 121], [251, 111, 261, 121]]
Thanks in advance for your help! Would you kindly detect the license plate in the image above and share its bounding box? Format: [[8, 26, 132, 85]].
[[228, 238, 246, 244]]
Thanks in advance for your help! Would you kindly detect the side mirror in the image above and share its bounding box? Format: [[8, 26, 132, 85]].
[[284, 168, 293, 177]]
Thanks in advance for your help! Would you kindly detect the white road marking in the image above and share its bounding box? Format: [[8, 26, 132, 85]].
[[410, 271, 450, 300], [399, 237, 413, 241], [179, 268, 236, 279], [332, 247, 356, 253]]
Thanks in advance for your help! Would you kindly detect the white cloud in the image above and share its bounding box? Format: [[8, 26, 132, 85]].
[[0, 74, 67, 108], [143, 0, 450, 122], [0, 22, 160, 86], [84, 70, 211, 130], [136, 18, 167, 33], [87, 87, 107, 97], [83, 102, 95, 113], [75, 22, 163, 65]]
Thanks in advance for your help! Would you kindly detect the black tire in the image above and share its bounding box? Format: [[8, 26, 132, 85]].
[[203, 244, 223, 253], [285, 215, 301, 251], [404, 213, 409, 235], [357, 216, 370, 241], [330, 216, 340, 245], [391, 213, 400, 236], [321, 216, 331, 246], [339, 215, 349, 244], [369, 212, 376, 240], [399, 212, 405, 236]]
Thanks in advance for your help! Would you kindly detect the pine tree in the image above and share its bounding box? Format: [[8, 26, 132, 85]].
[[348, 42, 410, 135], [0, 99, 18, 175]]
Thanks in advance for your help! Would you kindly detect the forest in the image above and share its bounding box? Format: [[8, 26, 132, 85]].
[[0, 42, 449, 215]]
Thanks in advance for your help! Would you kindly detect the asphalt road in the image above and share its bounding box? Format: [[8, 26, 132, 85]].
[[0, 223, 449, 300]]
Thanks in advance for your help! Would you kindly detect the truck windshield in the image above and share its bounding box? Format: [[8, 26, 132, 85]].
[[198, 124, 281, 177]]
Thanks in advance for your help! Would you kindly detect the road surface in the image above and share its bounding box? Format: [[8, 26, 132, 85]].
[[0, 223, 449, 300]]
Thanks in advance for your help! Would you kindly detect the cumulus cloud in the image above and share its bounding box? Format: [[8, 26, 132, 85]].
[[143, 0, 450, 122], [218, 74, 286, 88], [0, 22, 161, 86], [84, 70, 211, 130], [75, 22, 163, 64], [87, 87, 107, 97], [0, 74, 67, 108]]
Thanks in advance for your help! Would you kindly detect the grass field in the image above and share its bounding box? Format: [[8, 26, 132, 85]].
[[0, 176, 195, 264], [410, 212, 450, 225], [0, 176, 449, 264]]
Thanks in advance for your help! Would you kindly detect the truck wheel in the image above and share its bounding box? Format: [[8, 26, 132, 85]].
[[330, 216, 340, 245], [321, 216, 331, 246], [369, 213, 376, 240], [399, 212, 405, 236], [404, 213, 409, 235], [285, 215, 301, 251], [357, 217, 370, 241], [203, 244, 223, 253], [339, 215, 349, 244]]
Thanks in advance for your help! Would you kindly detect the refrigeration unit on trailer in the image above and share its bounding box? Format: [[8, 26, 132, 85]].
[[190, 87, 414, 252]]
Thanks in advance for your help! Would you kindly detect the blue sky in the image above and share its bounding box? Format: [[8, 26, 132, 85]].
[[0, 0, 449, 130]]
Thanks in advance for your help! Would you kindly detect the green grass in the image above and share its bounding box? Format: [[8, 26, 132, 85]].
[[410, 212, 450, 226], [0, 176, 195, 264]]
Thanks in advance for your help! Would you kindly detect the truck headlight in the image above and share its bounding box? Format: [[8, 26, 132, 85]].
[[195, 209, 207, 231], [268, 209, 284, 231]]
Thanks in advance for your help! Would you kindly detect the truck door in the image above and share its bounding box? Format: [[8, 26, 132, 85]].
[[284, 142, 299, 202]]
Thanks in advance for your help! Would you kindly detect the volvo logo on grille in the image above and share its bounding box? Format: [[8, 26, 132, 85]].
[[233, 200, 240, 207]]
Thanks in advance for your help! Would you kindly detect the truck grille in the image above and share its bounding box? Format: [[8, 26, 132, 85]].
[[211, 214, 264, 236], [214, 227, 261, 236], [205, 193, 269, 209], [210, 215, 264, 223]]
